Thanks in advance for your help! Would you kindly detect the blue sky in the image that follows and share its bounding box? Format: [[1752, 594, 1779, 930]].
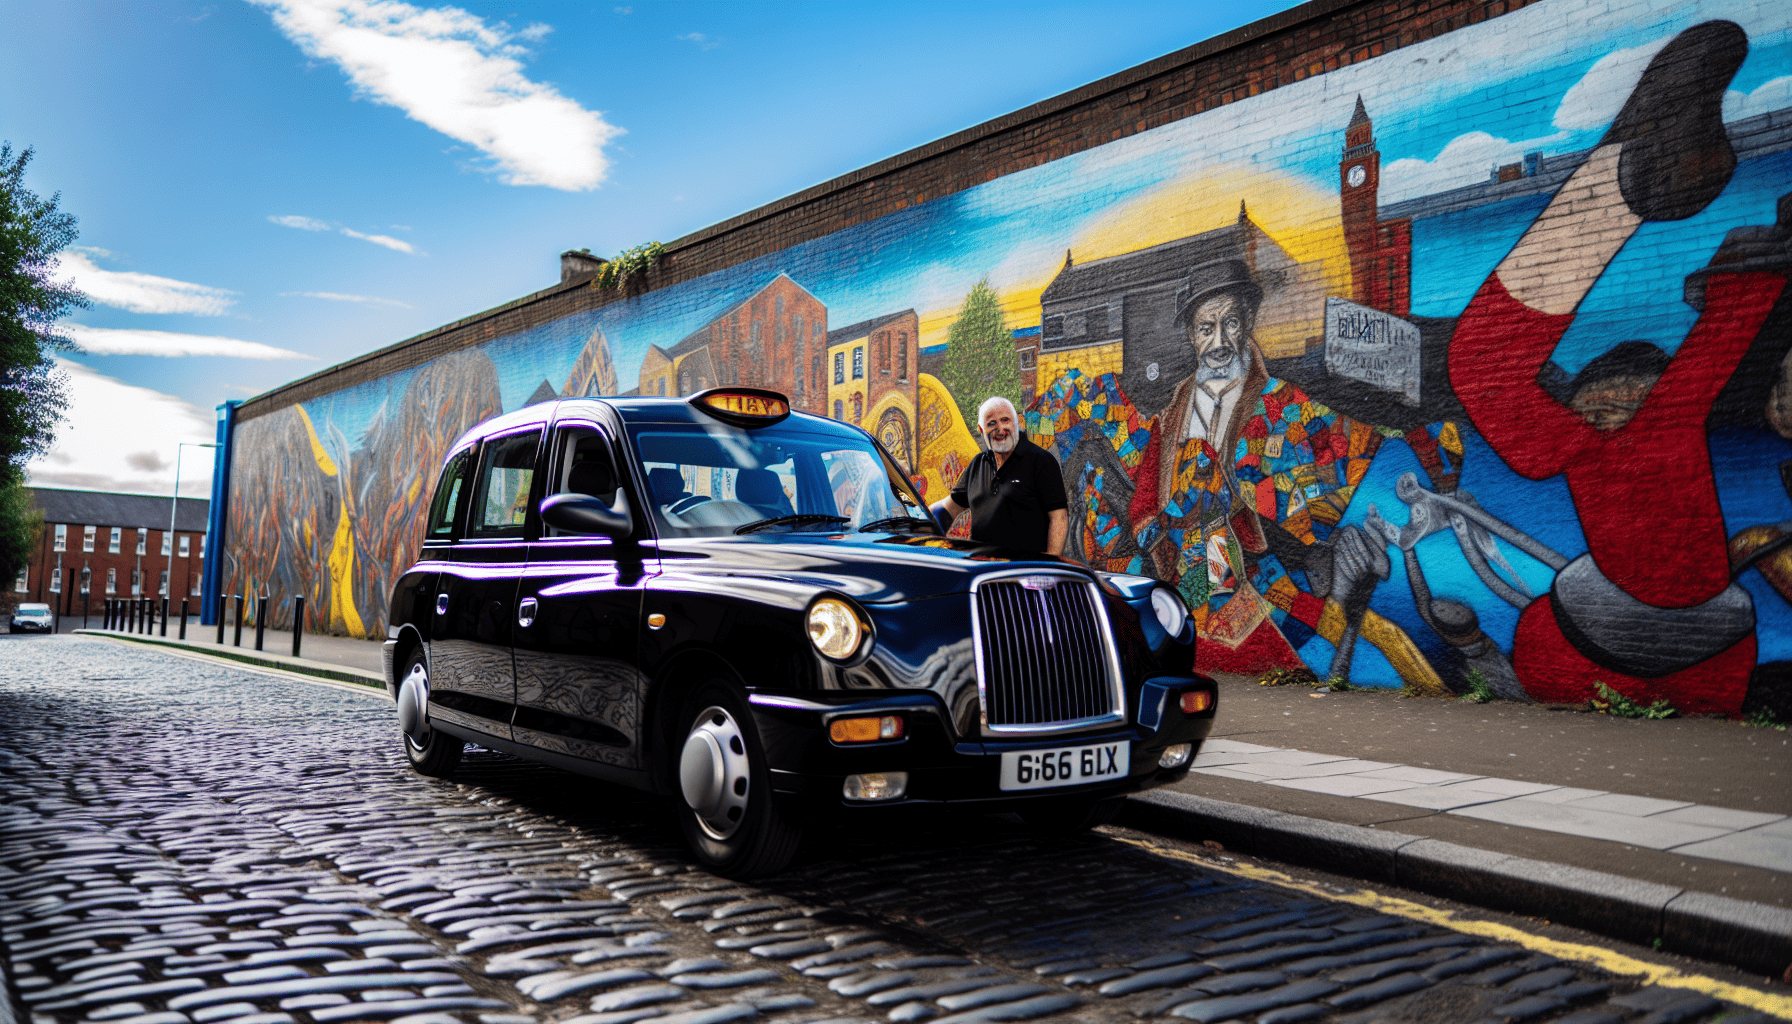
[[1, 0, 1304, 495]]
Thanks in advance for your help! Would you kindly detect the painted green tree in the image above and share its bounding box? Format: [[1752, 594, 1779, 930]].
[[938, 278, 1022, 440], [0, 143, 83, 592]]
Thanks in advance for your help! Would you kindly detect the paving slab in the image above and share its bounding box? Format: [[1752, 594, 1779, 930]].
[[1560, 794, 1695, 818], [1263, 776, 1422, 798], [1513, 787, 1610, 805], [1651, 807, 1786, 831], [1449, 801, 1732, 850], [1349, 766, 1482, 786], [1666, 831, 1792, 873], [1359, 787, 1510, 811]]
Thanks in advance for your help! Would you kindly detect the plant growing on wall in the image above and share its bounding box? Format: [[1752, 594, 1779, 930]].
[[592, 241, 665, 291], [939, 278, 1023, 439]]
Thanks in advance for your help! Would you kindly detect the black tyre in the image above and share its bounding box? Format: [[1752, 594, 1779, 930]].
[[1018, 793, 1125, 835], [674, 683, 802, 878], [397, 649, 463, 777]]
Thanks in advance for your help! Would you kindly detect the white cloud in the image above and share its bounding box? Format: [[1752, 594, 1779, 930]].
[[62, 325, 313, 360], [51, 252, 237, 316], [24, 359, 217, 496], [677, 32, 719, 51], [1552, 37, 1670, 131], [254, 0, 621, 191], [1726, 75, 1792, 122], [283, 290, 412, 308], [339, 227, 416, 253], [269, 214, 332, 231]]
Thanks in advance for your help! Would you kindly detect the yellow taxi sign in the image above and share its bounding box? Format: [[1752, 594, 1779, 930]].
[[690, 387, 792, 426]]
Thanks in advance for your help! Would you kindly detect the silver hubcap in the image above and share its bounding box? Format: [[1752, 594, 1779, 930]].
[[397, 661, 431, 746], [679, 705, 750, 840]]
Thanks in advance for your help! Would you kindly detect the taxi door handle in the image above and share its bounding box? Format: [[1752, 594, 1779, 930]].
[[518, 597, 539, 629]]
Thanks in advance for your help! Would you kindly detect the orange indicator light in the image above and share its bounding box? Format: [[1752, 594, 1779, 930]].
[[1181, 690, 1213, 714], [829, 715, 904, 743]]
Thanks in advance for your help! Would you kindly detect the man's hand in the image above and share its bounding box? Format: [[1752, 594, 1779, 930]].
[[930, 499, 964, 534]]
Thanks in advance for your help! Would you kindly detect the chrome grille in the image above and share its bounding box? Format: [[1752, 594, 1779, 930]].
[[971, 572, 1123, 733]]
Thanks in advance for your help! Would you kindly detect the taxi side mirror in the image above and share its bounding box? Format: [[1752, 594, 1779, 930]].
[[540, 490, 633, 540]]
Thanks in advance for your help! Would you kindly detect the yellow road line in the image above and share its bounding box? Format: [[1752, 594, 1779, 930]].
[[1117, 835, 1792, 1020]]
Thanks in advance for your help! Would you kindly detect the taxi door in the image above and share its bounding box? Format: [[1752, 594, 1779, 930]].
[[427, 423, 544, 742], [510, 414, 656, 779]]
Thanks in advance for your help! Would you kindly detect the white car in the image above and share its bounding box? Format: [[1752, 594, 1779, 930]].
[[10, 603, 53, 633]]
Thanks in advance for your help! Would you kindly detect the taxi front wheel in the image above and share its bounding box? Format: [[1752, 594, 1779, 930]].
[[675, 683, 801, 878], [398, 649, 463, 777]]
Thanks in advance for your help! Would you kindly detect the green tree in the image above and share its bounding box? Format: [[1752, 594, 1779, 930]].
[[938, 278, 1023, 439], [0, 143, 84, 589]]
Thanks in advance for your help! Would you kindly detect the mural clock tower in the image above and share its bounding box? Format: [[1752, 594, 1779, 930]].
[[1340, 95, 1383, 309], [1335, 95, 1411, 315]]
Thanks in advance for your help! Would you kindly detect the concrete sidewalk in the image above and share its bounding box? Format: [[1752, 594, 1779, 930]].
[[77, 624, 386, 686], [1157, 676, 1788, 907]]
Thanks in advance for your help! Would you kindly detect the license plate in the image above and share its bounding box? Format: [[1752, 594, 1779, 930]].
[[999, 741, 1129, 791]]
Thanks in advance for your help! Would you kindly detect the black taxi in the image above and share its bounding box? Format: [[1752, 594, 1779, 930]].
[[384, 387, 1217, 876]]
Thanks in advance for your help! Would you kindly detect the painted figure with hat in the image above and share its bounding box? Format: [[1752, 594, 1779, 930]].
[[1031, 257, 1383, 668]]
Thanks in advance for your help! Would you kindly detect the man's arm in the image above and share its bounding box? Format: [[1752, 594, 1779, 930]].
[[1047, 507, 1068, 556], [930, 497, 966, 533]]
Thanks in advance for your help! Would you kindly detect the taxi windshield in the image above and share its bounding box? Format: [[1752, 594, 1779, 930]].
[[627, 419, 933, 538]]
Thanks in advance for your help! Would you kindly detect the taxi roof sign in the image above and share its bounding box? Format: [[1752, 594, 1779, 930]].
[[689, 387, 792, 427]]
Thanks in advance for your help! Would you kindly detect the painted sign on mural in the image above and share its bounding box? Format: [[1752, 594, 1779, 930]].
[[227, 0, 1792, 718]]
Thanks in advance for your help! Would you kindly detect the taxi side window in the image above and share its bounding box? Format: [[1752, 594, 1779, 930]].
[[424, 448, 474, 540], [548, 425, 620, 537], [468, 429, 543, 539]]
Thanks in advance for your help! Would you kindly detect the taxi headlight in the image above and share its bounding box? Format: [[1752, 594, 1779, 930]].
[[1150, 585, 1190, 638], [807, 598, 864, 660]]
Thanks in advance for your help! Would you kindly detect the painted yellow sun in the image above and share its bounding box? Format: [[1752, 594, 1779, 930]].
[[917, 162, 1350, 357]]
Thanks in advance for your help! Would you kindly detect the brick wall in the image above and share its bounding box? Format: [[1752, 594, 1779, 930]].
[[222, 0, 1792, 719]]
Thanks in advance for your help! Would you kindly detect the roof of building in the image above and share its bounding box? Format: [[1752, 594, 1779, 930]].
[[1040, 221, 1257, 305], [826, 309, 915, 348], [27, 488, 211, 532]]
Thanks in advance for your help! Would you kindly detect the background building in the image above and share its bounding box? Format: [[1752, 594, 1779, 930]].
[[15, 488, 209, 624]]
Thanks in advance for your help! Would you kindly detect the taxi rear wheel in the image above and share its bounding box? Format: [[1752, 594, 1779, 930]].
[[398, 649, 463, 777], [675, 683, 801, 878]]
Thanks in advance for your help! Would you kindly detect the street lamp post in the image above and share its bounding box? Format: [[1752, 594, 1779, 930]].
[[170, 442, 218, 630]]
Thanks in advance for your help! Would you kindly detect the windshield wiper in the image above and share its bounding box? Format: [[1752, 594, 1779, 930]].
[[734, 514, 851, 535], [857, 515, 939, 534]]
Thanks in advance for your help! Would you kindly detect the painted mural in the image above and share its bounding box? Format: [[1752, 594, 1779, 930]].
[[226, 0, 1792, 719]]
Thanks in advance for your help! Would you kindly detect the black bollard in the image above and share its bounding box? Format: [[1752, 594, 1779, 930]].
[[161, 599, 169, 637], [233, 593, 244, 648], [216, 592, 226, 644], [128, 598, 137, 633], [255, 595, 267, 652], [292, 596, 305, 658], [82, 593, 89, 629], [179, 599, 189, 640]]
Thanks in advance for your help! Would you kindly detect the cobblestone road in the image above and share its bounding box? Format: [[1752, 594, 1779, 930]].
[[0, 637, 1773, 1024]]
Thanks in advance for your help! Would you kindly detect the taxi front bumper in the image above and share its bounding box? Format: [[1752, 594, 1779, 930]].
[[747, 676, 1215, 811]]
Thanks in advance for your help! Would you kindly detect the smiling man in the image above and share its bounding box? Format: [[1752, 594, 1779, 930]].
[[931, 396, 1069, 555]]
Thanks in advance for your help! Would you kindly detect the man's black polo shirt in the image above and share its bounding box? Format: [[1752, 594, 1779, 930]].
[[950, 434, 1068, 553]]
